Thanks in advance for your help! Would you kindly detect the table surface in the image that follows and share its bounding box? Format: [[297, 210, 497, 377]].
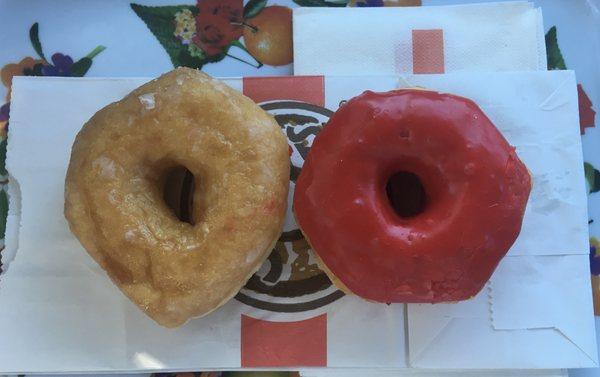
[[0, 0, 598, 376]]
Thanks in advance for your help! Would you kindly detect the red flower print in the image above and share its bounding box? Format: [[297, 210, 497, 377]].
[[197, 0, 243, 23], [578, 84, 596, 135], [194, 0, 243, 56]]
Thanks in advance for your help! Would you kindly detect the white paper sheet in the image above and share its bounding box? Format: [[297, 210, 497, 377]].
[[389, 71, 589, 257], [322, 72, 588, 257], [294, 1, 546, 76], [0, 71, 593, 372], [409, 255, 597, 369], [0, 76, 407, 373], [491, 256, 596, 361], [391, 71, 595, 368], [300, 370, 568, 377]]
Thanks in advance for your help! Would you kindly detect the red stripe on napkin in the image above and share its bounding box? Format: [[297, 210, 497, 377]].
[[412, 29, 445, 74], [241, 314, 327, 367], [243, 76, 325, 105]]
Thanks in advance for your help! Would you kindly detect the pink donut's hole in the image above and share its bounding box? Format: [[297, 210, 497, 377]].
[[163, 165, 196, 225], [386, 171, 427, 218]]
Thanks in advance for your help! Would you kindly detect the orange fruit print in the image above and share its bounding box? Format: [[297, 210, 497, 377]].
[[243, 6, 293, 67]]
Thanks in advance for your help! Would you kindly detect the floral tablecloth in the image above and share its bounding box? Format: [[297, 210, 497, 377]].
[[0, 0, 598, 375]]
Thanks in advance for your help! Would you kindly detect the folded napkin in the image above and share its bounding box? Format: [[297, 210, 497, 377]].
[[293, 1, 546, 75]]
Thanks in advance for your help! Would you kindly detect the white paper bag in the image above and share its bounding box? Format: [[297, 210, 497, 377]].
[[0, 70, 594, 372], [395, 71, 596, 368]]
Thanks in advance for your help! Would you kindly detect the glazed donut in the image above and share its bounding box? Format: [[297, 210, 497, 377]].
[[294, 89, 531, 303], [64, 68, 290, 327]]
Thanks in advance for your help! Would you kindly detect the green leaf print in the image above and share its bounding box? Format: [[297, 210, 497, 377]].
[[585, 162, 600, 194], [244, 0, 267, 19], [131, 4, 229, 69], [70, 58, 92, 77], [0, 190, 8, 239], [70, 46, 106, 77], [0, 139, 7, 176], [292, 0, 348, 6], [29, 23, 47, 63], [545, 26, 567, 70]]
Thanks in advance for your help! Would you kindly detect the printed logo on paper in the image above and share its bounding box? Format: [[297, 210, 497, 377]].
[[235, 100, 345, 312]]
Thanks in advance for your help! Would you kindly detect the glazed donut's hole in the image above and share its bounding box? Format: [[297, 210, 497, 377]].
[[386, 171, 427, 218], [163, 166, 196, 225]]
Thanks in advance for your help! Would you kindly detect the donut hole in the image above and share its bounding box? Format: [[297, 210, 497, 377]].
[[386, 171, 426, 218], [162, 166, 196, 225]]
